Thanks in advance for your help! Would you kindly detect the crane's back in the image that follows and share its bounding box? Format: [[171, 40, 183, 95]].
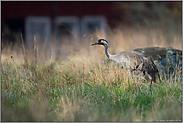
[[111, 51, 145, 70]]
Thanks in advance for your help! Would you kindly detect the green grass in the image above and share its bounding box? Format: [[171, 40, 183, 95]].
[[1, 58, 182, 122]]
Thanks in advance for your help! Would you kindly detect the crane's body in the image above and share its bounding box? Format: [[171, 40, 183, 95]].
[[91, 39, 160, 91]]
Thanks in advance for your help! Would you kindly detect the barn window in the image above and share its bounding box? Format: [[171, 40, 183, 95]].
[[81, 16, 107, 38], [54, 16, 80, 42], [25, 17, 51, 45]]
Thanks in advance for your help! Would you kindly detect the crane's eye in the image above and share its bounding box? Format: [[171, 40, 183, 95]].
[[100, 39, 104, 42]]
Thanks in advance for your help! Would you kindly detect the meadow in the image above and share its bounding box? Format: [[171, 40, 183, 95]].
[[1, 27, 182, 121]]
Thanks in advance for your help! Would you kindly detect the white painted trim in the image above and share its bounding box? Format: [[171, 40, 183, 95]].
[[54, 16, 80, 40], [25, 16, 51, 45], [81, 15, 107, 37]]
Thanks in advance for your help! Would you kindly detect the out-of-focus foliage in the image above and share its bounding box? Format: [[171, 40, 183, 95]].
[[113, 2, 181, 31]]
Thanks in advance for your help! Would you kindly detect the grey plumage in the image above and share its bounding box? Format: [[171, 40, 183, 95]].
[[91, 39, 160, 91]]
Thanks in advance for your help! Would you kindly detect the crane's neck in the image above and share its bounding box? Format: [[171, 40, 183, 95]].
[[104, 44, 113, 59], [103, 43, 119, 63]]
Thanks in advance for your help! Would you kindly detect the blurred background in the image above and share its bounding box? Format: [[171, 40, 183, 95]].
[[1, 1, 182, 62]]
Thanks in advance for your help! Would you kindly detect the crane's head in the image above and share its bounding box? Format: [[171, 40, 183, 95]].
[[91, 39, 108, 46]]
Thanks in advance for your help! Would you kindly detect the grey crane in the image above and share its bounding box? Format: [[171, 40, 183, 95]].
[[91, 39, 160, 91]]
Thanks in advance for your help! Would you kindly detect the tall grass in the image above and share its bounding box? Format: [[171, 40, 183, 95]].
[[1, 57, 182, 121], [1, 32, 182, 121]]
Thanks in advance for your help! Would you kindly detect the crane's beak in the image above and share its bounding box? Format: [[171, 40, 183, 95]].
[[91, 42, 101, 46]]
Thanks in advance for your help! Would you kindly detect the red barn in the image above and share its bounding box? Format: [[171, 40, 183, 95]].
[[2, 2, 125, 45], [2, 1, 180, 46]]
